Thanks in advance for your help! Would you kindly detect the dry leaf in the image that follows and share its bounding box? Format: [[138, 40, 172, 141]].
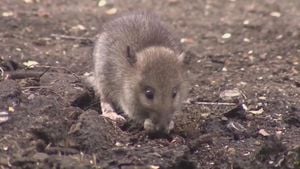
[[258, 129, 270, 136], [8, 107, 14, 112], [220, 88, 242, 100], [23, 60, 39, 68]]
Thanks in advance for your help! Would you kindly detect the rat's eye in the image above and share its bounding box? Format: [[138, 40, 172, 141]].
[[144, 87, 155, 100]]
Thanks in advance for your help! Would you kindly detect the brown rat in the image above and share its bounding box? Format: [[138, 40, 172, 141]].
[[92, 11, 189, 134]]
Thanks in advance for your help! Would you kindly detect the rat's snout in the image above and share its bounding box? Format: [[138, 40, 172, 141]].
[[143, 117, 174, 134], [143, 106, 175, 134]]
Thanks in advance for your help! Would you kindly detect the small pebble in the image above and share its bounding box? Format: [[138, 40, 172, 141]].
[[255, 141, 261, 145], [98, 0, 107, 7], [243, 38, 250, 42], [70, 24, 86, 32], [2, 11, 14, 17], [243, 20, 250, 25], [243, 152, 251, 156], [106, 8, 117, 15], [149, 165, 160, 169], [23, 0, 33, 3], [237, 81, 247, 86], [3, 146, 8, 151], [276, 130, 283, 137], [180, 38, 195, 44], [227, 121, 247, 133], [201, 113, 210, 118], [222, 33, 231, 39], [0, 111, 10, 124], [115, 142, 123, 147], [270, 12, 281, 18], [276, 35, 283, 40], [249, 108, 264, 115], [258, 96, 266, 100], [33, 152, 49, 161]]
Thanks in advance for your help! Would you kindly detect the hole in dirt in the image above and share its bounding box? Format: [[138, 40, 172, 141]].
[[295, 81, 300, 87], [147, 132, 172, 140], [283, 106, 300, 127], [71, 90, 100, 112], [120, 119, 144, 132], [0, 59, 20, 71], [223, 104, 247, 120], [171, 158, 196, 169], [121, 120, 174, 140], [30, 128, 51, 144]]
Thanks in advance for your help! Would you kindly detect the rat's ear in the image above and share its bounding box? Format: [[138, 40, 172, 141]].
[[126, 46, 137, 65]]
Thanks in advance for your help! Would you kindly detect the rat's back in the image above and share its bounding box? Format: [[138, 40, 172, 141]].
[[101, 11, 182, 54]]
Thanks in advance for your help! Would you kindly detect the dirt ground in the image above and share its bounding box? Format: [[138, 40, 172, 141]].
[[0, 0, 300, 168]]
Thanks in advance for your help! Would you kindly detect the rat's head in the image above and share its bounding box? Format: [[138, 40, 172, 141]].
[[125, 46, 189, 134]]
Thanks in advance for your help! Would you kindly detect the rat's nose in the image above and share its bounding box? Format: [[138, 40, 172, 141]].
[[143, 119, 174, 134]]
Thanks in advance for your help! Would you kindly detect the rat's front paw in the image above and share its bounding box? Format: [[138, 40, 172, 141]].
[[143, 119, 155, 132], [168, 120, 174, 132], [101, 112, 126, 126], [100, 101, 126, 126]]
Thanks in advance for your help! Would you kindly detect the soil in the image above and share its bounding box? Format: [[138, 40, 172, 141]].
[[0, 0, 300, 169]]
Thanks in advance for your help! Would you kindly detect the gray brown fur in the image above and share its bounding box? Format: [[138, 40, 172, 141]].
[[93, 11, 189, 133]]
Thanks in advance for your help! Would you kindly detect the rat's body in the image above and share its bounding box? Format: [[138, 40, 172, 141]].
[[93, 12, 189, 133]]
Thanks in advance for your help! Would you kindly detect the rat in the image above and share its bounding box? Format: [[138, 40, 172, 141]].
[[92, 11, 189, 134]]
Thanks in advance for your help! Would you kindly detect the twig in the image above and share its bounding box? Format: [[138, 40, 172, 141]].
[[35, 65, 82, 81], [39, 67, 51, 78], [5, 71, 46, 80], [44, 146, 79, 155], [50, 33, 92, 41], [22, 86, 52, 89], [193, 101, 236, 106]]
